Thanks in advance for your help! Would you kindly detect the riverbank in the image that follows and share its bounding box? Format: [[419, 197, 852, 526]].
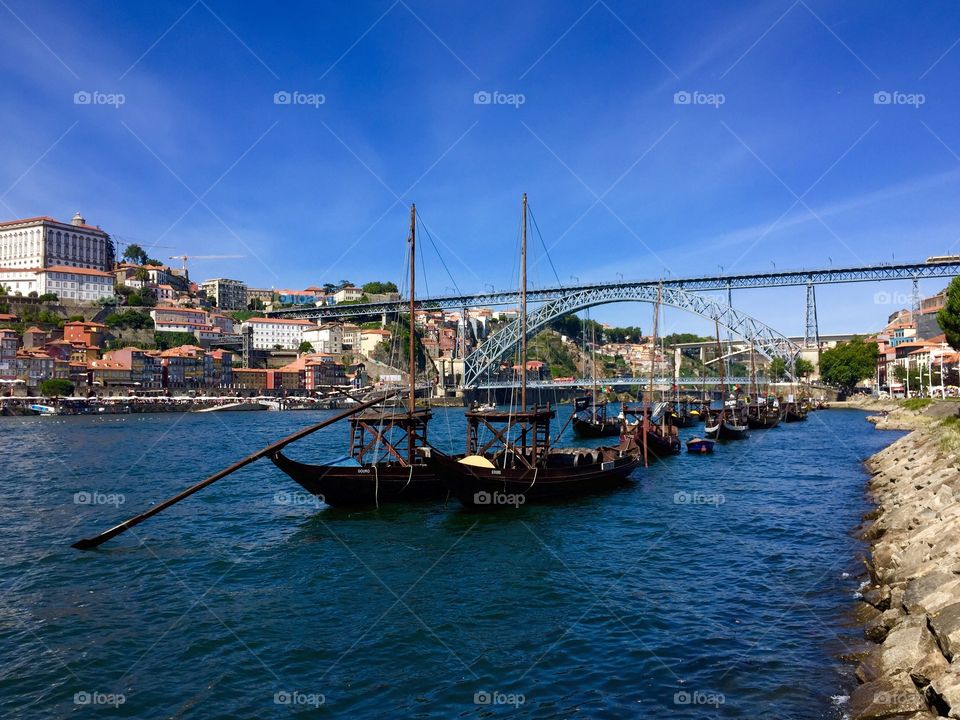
[[851, 401, 960, 719]]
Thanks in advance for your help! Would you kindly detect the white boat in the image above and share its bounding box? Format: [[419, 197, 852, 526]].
[[28, 404, 58, 416]]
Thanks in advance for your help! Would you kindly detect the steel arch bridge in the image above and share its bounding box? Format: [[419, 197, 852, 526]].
[[462, 285, 802, 388]]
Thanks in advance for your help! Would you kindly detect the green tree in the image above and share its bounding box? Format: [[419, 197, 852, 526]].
[[892, 364, 908, 383], [106, 310, 154, 329], [361, 281, 399, 295], [298, 341, 315, 354], [819, 336, 879, 391], [122, 244, 148, 264], [38, 293, 58, 302], [154, 331, 198, 350], [769, 357, 787, 380], [937, 276, 960, 350], [794, 358, 815, 377], [39, 379, 74, 397]]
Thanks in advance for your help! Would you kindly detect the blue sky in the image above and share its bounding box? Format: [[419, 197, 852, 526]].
[[1, 1, 959, 337]]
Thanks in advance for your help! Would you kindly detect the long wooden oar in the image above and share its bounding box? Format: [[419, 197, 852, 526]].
[[72, 392, 394, 550]]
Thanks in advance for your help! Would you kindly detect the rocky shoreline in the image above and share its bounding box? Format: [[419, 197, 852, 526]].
[[850, 400, 960, 719]]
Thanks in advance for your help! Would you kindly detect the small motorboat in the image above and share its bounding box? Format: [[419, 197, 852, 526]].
[[686, 436, 716, 454]]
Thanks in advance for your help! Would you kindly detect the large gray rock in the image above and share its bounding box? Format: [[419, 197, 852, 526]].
[[876, 616, 940, 677], [849, 675, 928, 719], [903, 572, 960, 615], [926, 664, 960, 718], [930, 603, 960, 662]]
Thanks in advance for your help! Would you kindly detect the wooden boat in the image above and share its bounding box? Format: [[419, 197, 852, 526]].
[[268, 204, 446, 508], [704, 401, 749, 440], [746, 399, 781, 429], [667, 402, 698, 428], [429, 407, 640, 508], [783, 400, 808, 422], [622, 404, 681, 458], [429, 194, 641, 509], [571, 396, 621, 438], [686, 436, 715, 453]]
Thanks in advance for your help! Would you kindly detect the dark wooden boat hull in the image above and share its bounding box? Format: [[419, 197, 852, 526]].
[[747, 413, 781, 429], [704, 419, 749, 440], [428, 449, 640, 508], [572, 416, 621, 438], [269, 451, 446, 507], [643, 430, 682, 457], [785, 410, 807, 422], [668, 412, 698, 429]]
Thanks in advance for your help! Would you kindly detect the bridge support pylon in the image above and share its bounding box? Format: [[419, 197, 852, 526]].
[[804, 282, 819, 349]]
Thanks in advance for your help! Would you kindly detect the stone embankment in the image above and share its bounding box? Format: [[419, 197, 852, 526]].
[[851, 400, 960, 719]]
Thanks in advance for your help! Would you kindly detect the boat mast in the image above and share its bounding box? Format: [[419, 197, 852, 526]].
[[408, 203, 417, 420], [520, 192, 528, 411], [714, 318, 725, 408]]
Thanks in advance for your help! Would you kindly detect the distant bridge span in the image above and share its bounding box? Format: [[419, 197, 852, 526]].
[[267, 259, 960, 321], [462, 285, 803, 388]]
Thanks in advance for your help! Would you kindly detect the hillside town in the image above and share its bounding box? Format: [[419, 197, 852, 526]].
[[0, 212, 956, 400]]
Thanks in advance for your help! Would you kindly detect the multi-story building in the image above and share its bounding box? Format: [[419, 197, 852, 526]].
[[333, 286, 363, 304], [359, 328, 391, 355], [233, 368, 267, 392], [245, 287, 274, 308], [201, 278, 248, 310], [0, 328, 18, 382], [302, 324, 343, 355], [150, 306, 210, 333], [240, 317, 315, 350], [0, 213, 114, 271], [341, 323, 361, 350], [63, 321, 107, 349], [102, 347, 163, 389], [0, 265, 115, 301], [302, 355, 346, 389]]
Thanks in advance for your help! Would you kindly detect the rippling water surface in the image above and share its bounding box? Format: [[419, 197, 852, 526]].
[[0, 407, 903, 718]]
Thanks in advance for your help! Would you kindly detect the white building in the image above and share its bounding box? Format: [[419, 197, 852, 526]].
[[0, 213, 114, 271], [333, 286, 363, 304], [302, 325, 343, 355], [359, 328, 391, 355], [201, 278, 248, 310], [240, 317, 315, 350], [0, 265, 114, 301]]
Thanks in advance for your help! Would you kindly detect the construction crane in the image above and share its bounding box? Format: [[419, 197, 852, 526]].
[[169, 254, 245, 276]]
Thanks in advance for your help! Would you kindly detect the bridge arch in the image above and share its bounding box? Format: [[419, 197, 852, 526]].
[[462, 285, 802, 388]]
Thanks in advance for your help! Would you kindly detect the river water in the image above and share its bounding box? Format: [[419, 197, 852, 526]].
[[0, 407, 903, 718]]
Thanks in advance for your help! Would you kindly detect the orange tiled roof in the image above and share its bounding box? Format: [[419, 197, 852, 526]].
[[39, 265, 113, 278]]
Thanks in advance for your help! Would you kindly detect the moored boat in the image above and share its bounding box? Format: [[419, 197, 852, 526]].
[[429, 407, 640, 508], [686, 436, 715, 453], [429, 194, 641, 508], [571, 396, 621, 437], [704, 399, 749, 440], [746, 398, 781, 429], [268, 204, 446, 508]]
